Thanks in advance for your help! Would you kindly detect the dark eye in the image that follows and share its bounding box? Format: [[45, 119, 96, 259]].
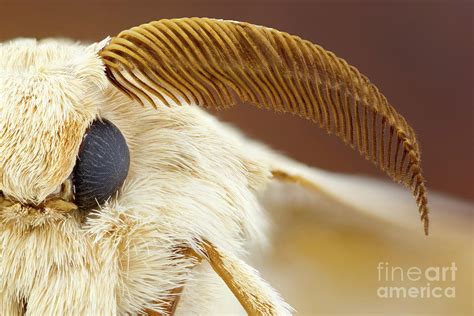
[[73, 119, 130, 210]]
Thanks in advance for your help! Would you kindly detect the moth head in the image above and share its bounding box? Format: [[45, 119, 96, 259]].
[[0, 39, 119, 210]]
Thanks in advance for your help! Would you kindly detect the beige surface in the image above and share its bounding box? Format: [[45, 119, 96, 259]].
[[255, 178, 473, 315]]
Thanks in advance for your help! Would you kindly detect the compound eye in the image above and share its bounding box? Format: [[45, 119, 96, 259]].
[[73, 119, 130, 210]]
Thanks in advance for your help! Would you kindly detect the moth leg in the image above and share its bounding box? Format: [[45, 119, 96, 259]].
[[198, 240, 292, 316], [146, 286, 185, 316], [146, 248, 202, 316], [272, 170, 328, 196], [271, 169, 352, 207], [148, 241, 291, 315]]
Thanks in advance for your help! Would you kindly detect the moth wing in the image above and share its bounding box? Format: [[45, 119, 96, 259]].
[[251, 146, 472, 314]]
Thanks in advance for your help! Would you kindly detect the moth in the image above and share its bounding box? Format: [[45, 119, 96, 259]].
[[0, 18, 429, 315]]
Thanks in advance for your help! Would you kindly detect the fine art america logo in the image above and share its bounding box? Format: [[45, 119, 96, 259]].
[[377, 262, 457, 298]]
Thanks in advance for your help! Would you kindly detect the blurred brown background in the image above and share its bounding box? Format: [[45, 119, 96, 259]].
[[1, 0, 472, 200]]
